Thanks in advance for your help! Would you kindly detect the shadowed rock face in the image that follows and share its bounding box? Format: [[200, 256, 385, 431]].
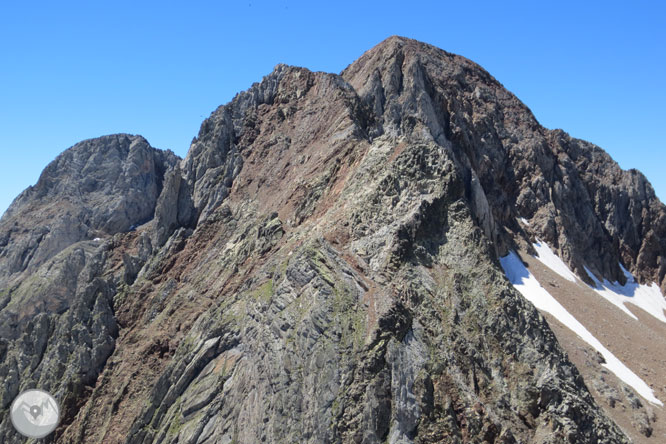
[[0, 36, 663, 443]]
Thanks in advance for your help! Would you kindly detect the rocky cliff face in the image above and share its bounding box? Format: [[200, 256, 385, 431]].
[[0, 36, 664, 443], [0, 134, 179, 284], [341, 37, 665, 293]]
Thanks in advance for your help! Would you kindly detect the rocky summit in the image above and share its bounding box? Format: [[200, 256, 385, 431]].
[[1, 36, 665, 443]]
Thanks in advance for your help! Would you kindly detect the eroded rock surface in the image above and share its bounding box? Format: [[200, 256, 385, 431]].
[[1, 36, 664, 443], [0, 134, 178, 282]]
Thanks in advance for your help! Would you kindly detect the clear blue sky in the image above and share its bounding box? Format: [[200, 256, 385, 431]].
[[1, 1, 664, 216]]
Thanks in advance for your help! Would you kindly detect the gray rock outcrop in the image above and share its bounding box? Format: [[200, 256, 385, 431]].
[[0, 134, 179, 284], [1, 37, 664, 443]]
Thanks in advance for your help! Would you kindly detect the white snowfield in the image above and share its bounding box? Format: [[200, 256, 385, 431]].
[[532, 240, 577, 283], [500, 250, 663, 406], [584, 264, 666, 324], [534, 239, 666, 323]]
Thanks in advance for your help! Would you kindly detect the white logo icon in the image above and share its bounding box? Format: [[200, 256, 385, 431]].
[[10, 389, 60, 438]]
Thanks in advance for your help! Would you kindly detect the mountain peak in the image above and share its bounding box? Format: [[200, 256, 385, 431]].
[[361, 35, 448, 56], [343, 35, 493, 86], [0, 134, 179, 286], [1, 38, 664, 443]]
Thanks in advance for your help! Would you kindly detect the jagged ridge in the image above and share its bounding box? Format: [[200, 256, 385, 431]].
[[1, 36, 663, 443]]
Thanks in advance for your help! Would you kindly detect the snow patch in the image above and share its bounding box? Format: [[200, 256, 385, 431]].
[[500, 251, 662, 406], [530, 239, 666, 324], [585, 265, 666, 324], [532, 240, 577, 283], [519, 217, 530, 226]]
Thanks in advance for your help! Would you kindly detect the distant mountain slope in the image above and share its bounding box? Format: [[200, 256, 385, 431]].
[[1, 36, 664, 443]]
